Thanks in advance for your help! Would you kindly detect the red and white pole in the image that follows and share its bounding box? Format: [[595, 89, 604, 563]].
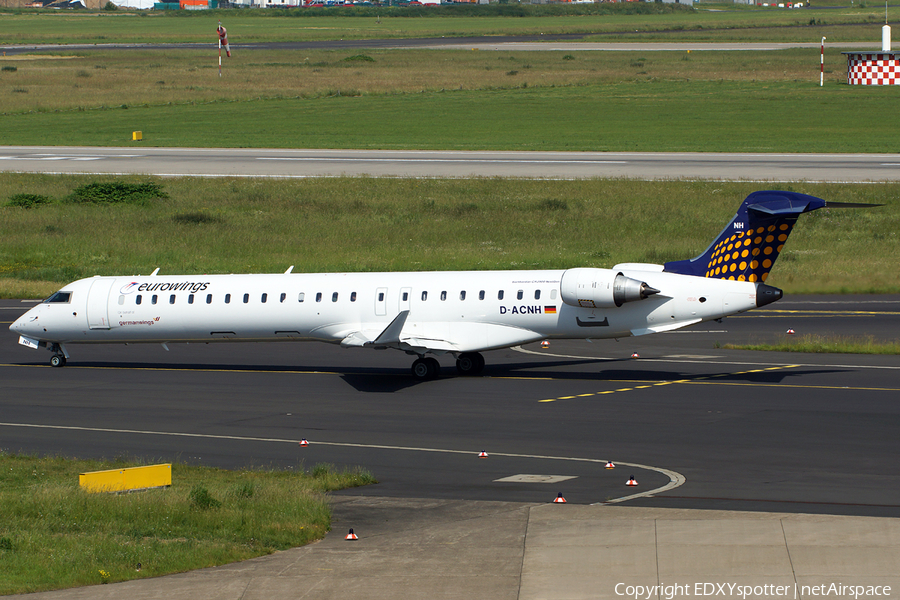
[[820, 36, 826, 87]]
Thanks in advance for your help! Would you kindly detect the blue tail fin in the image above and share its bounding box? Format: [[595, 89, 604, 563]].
[[663, 191, 828, 282]]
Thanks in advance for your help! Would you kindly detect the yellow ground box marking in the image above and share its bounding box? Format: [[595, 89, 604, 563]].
[[79, 463, 171, 493]]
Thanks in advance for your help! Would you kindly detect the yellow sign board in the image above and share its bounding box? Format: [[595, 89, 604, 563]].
[[79, 464, 172, 493]]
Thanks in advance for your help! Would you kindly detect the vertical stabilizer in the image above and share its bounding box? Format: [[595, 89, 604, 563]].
[[663, 191, 828, 282]]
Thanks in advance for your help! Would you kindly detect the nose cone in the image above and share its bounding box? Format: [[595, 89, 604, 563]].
[[10, 310, 38, 336]]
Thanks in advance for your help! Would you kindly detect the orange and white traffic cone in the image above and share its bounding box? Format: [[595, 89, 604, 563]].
[[541, 340, 550, 349], [605, 461, 615, 469], [626, 475, 638, 487], [345, 529, 358, 540], [478, 450, 488, 458], [553, 493, 567, 503], [299, 438, 309, 447]]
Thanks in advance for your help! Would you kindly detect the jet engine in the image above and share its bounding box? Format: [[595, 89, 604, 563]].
[[560, 268, 660, 309]]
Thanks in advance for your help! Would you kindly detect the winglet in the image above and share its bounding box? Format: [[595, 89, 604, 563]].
[[371, 311, 410, 346]]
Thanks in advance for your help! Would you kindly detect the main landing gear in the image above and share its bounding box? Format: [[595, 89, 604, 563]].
[[410, 352, 485, 380]]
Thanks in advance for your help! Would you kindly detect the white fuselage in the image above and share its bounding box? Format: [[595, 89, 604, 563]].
[[11, 267, 761, 357]]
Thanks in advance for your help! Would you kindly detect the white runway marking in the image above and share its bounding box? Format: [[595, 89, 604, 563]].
[[0, 421, 684, 504]]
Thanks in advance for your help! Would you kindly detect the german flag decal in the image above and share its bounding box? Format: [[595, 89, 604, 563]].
[[544, 306, 558, 314]]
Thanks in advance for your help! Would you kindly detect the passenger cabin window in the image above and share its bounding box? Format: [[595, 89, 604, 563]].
[[243, 293, 249, 304], [534, 290, 541, 300], [517, 290, 524, 300], [44, 291, 72, 304], [136, 295, 142, 305], [402, 292, 409, 302], [298, 293, 305, 303], [261, 293, 268, 303], [152, 295, 158, 305], [351, 292, 357, 302], [378, 292, 385, 302], [225, 294, 231, 304], [316, 292, 323, 303], [440, 291, 447, 301], [189, 294, 195, 304], [280, 293, 286, 303], [169, 294, 176, 305], [498, 290, 504, 300], [332, 292, 338, 302], [479, 290, 485, 301], [459, 291, 466, 301], [421, 291, 428, 301], [206, 294, 212, 304]]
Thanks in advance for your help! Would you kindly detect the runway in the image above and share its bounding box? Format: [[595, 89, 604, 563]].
[[4, 146, 900, 181], [3, 295, 899, 517]]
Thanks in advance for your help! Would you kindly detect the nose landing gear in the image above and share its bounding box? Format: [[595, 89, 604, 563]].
[[48, 343, 68, 367]]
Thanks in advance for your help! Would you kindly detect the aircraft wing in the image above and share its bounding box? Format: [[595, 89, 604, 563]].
[[340, 312, 543, 354]]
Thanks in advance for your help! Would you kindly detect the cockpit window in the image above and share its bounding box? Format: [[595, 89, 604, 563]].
[[43, 291, 72, 304]]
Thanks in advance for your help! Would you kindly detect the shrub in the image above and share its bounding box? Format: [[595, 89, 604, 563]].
[[6, 193, 51, 208], [342, 54, 375, 63], [1, 65, 17, 72], [189, 485, 221, 510], [65, 182, 168, 205]]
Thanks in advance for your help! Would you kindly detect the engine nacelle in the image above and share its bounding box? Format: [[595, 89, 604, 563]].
[[560, 268, 660, 309]]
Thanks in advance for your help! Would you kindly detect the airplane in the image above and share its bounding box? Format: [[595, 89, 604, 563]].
[[9, 191, 867, 379]]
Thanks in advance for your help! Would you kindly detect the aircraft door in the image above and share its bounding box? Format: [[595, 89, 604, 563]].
[[399, 287, 411, 312], [86, 277, 116, 329], [375, 287, 388, 316]]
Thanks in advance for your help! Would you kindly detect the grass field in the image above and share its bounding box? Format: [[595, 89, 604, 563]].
[[2, 47, 898, 152], [1, 176, 896, 298], [0, 452, 375, 594], [725, 334, 900, 353], [0, 4, 895, 44], [0, 9, 897, 296]]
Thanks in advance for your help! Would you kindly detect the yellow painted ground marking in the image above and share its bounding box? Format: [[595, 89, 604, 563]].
[[539, 365, 800, 403]]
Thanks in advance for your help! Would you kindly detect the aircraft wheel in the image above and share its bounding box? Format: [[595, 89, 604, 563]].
[[411, 357, 435, 380], [456, 352, 484, 376], [425, 357, 440, 378], [50, 354, 66, 368]]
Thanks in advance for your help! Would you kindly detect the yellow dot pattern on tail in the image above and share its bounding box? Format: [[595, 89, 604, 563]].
[[704, 222, 793, 282]]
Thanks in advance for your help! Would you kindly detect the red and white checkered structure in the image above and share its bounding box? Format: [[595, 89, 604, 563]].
[[845, 53, 900, 85]]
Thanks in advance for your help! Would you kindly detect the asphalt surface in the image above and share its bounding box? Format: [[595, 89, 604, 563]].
[[4, 146, 900, 181], [3, 295, 899, 517]]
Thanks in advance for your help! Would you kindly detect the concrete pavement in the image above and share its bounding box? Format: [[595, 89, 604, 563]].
[[18, 497, 900, 599]]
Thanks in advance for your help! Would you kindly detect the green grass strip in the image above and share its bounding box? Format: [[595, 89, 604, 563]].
[[2, 82, 898, 152], [724, 334, 900, 354], [0, 453, 375, 595]]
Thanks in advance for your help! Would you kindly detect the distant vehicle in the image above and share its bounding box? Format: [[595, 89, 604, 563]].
[[11, 192, 870, 379]]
